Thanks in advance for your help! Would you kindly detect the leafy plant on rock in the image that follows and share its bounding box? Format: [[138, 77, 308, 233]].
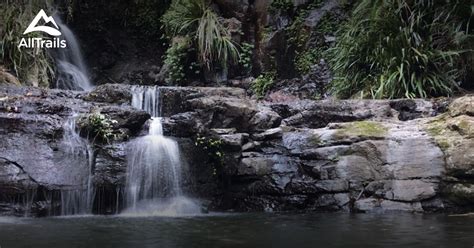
[[79, 112, 117, 144], [251, 72, 275, 99], [194, 135, 224, 176]]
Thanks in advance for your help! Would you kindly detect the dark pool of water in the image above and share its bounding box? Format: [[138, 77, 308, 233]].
[[0, 213, 473, 248]]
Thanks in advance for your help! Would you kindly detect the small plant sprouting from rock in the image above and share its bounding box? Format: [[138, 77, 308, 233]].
[[194, 135, 224, 176], [79, 112, 117, 144], [251, 72, 275, 99]]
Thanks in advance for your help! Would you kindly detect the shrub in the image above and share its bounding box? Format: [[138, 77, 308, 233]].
[[329, 0, 473, 99], [0, 0, 55, 87], [251, 72, 275, 99], [79, 112, 117, 144], [161, 0, 239, 69]]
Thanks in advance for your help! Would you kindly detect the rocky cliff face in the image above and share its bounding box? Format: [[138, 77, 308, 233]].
[[0, 84, 472, 216]]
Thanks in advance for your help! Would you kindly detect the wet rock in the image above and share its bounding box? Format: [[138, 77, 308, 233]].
[[238, 156, 273, 176], [83, 84, 132, 104], [165, 112, 201, 137], [1, 84, 473, 214], [369, 180, 438, 202], [0, 157, 38, 193], [248, 107, 282, 131], [300, 60, 332, 98], [227, 77, 254, 89], [219, 133, 246, 151], [287, 179, 349, 194], [242, 141, 262, 152], [313, 193, 350, 210], [300, 145, 351, 160], [444, 183, 474, 205], [94, 143, 127, 186], [252, 127, 283, 141], [211, 128, 237, 135], [354, 198, 424, 213], [98, 105, 150, 134]]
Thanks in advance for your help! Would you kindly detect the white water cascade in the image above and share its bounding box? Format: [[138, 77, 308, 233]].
[[123, 86, 201, 216], [54, 15, 93, 91], [59, 115, 95, 215]]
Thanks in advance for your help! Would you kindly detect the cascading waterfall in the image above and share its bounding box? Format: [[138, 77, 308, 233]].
[[123, 86, 201, 216], [59, 115, 95, 215], [53, 14, 93, 91]]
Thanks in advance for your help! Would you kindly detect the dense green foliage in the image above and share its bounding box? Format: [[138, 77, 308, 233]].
[[163, 37, 191, 84], [251, 72, 275, 99], [79, 112, 117, 144], [161, 0, 239, 70], [329, 0, 473, 99], [0, 0, 55, 87]]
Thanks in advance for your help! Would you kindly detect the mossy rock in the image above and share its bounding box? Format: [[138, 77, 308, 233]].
[[427, 114, 474, 151], [426, 114, 474, 178], [449, 96, 474, 117], [334, 121, 388, 140]]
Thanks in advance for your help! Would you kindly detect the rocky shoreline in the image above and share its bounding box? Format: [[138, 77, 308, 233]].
[[0, 84, 472, 216]]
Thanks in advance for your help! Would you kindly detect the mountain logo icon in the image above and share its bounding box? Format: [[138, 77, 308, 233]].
[[23, 9, 61, 36]]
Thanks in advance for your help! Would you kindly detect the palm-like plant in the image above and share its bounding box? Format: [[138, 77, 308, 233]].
[[162, 0, 239, 68]]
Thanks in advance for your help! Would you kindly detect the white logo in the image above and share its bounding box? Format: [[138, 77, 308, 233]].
[[18, 9, 66, 49], [24, 9, 61, 36]]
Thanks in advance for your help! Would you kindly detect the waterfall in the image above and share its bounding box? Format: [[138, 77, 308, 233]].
[[123, 86, 201, 216], [53, 15, 93, 91], [59, 115, 95, 215]]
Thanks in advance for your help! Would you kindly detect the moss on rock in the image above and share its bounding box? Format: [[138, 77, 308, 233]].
[[334, 121, 388, 139], [449, 96, 474, 117], [426, 114, 474, 151]]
